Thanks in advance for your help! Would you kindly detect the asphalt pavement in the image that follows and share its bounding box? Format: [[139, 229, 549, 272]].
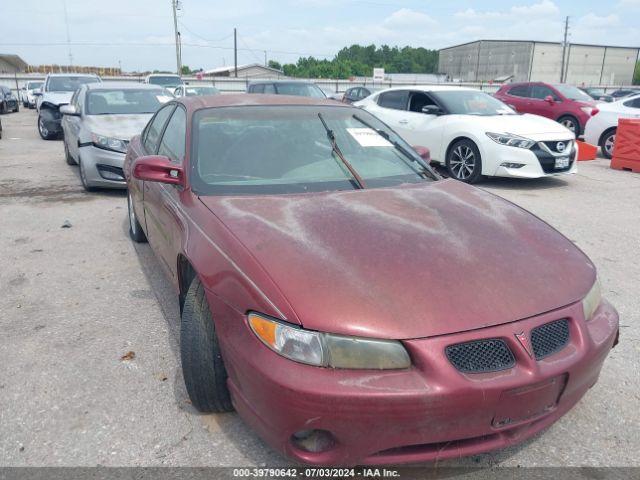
[[0, 108, 638, 467]]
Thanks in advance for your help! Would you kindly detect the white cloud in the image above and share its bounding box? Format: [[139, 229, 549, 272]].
[[383, 8, 437, 29], [575, 13, 620, 28], [455, 1, 559, 20]]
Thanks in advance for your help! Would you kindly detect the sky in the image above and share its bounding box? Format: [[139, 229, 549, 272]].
[[1, 0, 639, 73]]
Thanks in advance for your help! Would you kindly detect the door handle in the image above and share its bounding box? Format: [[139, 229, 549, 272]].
[[399, 119, 409, 124]]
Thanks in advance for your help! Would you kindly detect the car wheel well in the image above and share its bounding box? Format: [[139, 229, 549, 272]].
[[178, 255, 197, 312], [446, 136, 476, 160], [598, 126, 617, 145]]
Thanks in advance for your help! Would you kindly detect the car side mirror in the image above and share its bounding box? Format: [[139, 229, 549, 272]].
[[412, 145, 431, 162], [59, 104, 79, 116], [422, 105, 443, 116], [545, 95, 555, 104], [133, 155, 184, 186]]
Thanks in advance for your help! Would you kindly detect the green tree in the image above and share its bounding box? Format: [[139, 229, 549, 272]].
[[268, 60, 282, 71]]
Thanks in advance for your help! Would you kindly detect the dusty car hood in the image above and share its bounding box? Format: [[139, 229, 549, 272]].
[[42, 91, 74, 106], [200, 180, 595, 339], [83, 114, 153, 140], [466, 113, 574, 138]]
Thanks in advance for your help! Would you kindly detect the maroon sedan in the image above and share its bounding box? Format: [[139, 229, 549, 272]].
[[124, 94, 618, 465], [494, 82, 600, 135]]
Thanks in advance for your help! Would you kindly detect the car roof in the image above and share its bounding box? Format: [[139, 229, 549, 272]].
[[46, 73, 100, 78], [177, 93, 350, 112], [375, 85, 479, 93], [85, 81, 166, 90], [249, 80, 318, 85]]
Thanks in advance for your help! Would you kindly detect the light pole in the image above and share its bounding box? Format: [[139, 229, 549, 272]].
[[172, 0, 182, 75]]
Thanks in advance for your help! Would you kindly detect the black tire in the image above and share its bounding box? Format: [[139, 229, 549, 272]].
[[64, 139, 77, 165], [180, 276, 234, 413], [0, 102, 6, 114], [446, 139, 483, 184], [14, 104, 19, 113], [38, 114, 57, 140], [127, 191, 147, 243], [599, 128, 616, 160], [558, 115, 580, 135]]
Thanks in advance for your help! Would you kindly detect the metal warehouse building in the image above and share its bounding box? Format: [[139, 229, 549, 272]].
[[438, 40, 639, 86]]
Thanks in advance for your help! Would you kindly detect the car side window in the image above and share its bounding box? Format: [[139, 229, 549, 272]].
[[377, 90, 409, 110], [251, 84, 264, 93], [508, 85, 530, 97], [408, 91, 437, 113], [157, 106, 187, 164], [531, 85, 556, 100], [623, 98, 640, 109], [143, 104, 175, 154], [263, 84, 276, 94]]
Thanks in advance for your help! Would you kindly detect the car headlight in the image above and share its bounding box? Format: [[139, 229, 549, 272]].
[[486, 132, 535, 149], [248, 313, 411, 370], [582, 279, 602, 321], [91, 133, 128, 153]]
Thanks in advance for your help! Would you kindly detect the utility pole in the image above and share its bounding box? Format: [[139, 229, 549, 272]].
[[62, 0, 73, 68], [560, 16, 569, 83], [172, 0, 182, 75], [264, 50, 267, 67], [234, 28, 238, 77]]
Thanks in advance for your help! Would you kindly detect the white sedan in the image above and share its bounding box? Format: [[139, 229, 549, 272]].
[[584, 94, 640, 159], [355, 86, 577, 183]]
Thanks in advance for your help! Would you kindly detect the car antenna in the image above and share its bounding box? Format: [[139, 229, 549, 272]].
[[317, 112, 366, 189]]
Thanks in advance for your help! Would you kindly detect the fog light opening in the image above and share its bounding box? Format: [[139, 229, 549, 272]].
[[291, 429, 336, 453], [500, 162, 525, 169]]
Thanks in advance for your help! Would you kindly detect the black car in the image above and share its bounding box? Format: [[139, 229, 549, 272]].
[[0, 86, 19, 114], [579, 87, 613, 103], [609, 88, 640, 100], [246, 80, 326, 98], [342, 86, 381, 104]]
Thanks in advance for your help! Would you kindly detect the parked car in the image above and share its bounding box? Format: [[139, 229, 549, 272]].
[[0, 117, 3, 139], [60, 82, 172, 190], [20, 81, 43, 108], [342, 86, 381, 104], [494, 82, 599, 135], [0, 86, 19, 114], [37, 73, 101, 140], [356, 86, 577, 183], [173, 85, 219, 97], [609, 88, 640, 100], [579, 87, 612, 103], [584, 94, 640, 159], [124, 94, 618, 466], [247, 80, 326, 98], [319, 86, 343, 101], [144, 74, 183, 91]]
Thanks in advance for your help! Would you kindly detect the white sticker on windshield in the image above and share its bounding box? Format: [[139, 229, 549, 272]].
[[346, 128, 393, 147], [156, 95, 173, 103]]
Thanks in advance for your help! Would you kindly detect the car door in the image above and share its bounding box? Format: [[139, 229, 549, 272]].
[[143, 104, 187, 282], [364, 90, 412, 138], [528, 84, 560, 119], [502, 84, 531, 113], [135, 103, 176, 239], [64, 88, 84, 161], [400, 90, 447, 160]]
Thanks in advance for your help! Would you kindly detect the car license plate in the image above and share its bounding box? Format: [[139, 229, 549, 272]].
[[555, 157, 570, 169], [492, 375, 567, 427]]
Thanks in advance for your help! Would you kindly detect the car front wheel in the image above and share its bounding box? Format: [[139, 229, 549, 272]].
[[599, 128, 616, 160], [180, 276, 234, 413], [38, 115, 56, 140], [127, 192, 147, 243], [446, 139, 483, 183], [558, 115, 580, 135]]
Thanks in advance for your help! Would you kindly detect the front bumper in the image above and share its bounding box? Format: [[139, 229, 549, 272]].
[[485, 140, 577, 179], [79, 145, 127, 189], [213, 294, 618, 466]]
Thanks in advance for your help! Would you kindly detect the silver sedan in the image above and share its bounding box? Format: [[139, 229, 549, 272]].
[[60, 82, 173, 190]]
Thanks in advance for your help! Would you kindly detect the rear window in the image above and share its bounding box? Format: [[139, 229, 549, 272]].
[[274, 83, 325, 98], [377, 90, 409, 110], [47, 76, 100, 92]]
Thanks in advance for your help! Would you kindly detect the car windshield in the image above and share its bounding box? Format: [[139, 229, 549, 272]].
[[27, 82, 43, 90], [432, 90, 515, 116], [185, 86, 219, 96], [148, 76, 182, 87], [191, 106, 434, 195], [554, 84, 593, 101], [586, 88, 605, 96], [86, 89, 170, 115], [47, 76, 99, 92], [275, 83, 326, 98]]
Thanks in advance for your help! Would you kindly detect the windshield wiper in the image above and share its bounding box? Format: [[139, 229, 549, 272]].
[[318, 113, 366, 189], [352, 114, 436, 180]]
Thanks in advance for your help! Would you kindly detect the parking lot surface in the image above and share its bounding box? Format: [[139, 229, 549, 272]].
[[0, 108, 638, 467]]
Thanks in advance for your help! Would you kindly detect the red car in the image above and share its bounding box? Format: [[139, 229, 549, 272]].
[[124, 94, 618, 466], [494, 82, 600, 135]]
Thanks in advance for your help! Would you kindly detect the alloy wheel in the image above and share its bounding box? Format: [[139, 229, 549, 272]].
[[450, 145, 476, 180], [561, 119, 577, 133], [604, 133, 615, 157], [38, 117, 48, 138]]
